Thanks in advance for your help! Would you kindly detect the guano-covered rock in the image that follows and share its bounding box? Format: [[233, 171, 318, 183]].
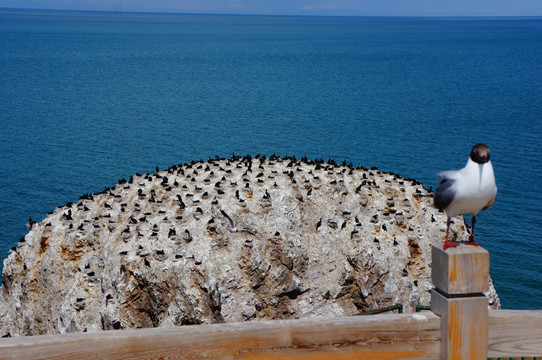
[[0, 155, 500, 336]]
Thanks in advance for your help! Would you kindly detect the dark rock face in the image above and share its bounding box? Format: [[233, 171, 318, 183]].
[[0, 155, 500, 336]]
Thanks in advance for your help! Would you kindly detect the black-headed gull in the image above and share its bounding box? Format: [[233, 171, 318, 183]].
[[220, 209, 255, 235], [434, 144, 497, 250]]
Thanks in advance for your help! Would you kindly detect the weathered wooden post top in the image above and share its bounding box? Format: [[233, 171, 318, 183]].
[[431, 242, 490, 360]]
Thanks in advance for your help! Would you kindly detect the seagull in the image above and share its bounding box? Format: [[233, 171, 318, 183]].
[[220, 209, 255, 235], [434, 144, 497, 250]]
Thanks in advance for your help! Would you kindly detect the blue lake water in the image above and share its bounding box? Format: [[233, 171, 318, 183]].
[[1, 9, 541, 309]]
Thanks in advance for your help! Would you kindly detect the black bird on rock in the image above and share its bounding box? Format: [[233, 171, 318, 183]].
[[26, 217, 35, 229]]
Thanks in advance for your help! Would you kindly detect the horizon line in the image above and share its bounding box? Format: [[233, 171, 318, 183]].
[[1, 6, 542, 18]]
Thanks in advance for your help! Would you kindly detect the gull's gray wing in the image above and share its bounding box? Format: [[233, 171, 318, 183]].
[[434, 171, 458, 211]]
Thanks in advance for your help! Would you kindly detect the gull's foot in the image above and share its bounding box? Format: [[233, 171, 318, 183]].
[[443, 240, 460, 250], [466, 234, 480, 246]]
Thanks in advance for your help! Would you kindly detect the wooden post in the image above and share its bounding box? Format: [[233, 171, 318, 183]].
[[431, 243, 489, 360]]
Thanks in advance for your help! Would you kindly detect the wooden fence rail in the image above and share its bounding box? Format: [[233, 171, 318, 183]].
[[1, 244, 541, 359], [0, 310, 541, 359], [0, 313, 441, 360]]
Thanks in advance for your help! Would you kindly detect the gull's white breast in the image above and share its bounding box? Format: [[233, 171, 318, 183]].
[[445, 158, 497, 218]]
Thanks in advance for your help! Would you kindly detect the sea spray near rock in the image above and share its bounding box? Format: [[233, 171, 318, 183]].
[[0, 155, 500, 336]]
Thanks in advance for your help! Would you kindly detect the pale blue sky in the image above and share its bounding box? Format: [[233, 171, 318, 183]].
[[1, 0, 541, 16]]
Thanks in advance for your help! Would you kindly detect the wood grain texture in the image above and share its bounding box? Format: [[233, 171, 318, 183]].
[[1, 310, 540, 359], [431, 244, 489, 295], [431, 290, 487, 360], [0, 313, 440, 360], [487, 310, 542, 358]]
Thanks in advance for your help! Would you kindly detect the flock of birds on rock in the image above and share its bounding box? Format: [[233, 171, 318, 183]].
[[19, 145, 496, 266], [0, 148, 501, 336], [19, 154, 431, 257]]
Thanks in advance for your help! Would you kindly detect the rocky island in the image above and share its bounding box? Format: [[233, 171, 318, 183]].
[[0, 155, 500, 336]]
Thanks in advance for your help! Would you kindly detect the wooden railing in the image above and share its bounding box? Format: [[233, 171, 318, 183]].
[[1, 245, 541, 360]]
